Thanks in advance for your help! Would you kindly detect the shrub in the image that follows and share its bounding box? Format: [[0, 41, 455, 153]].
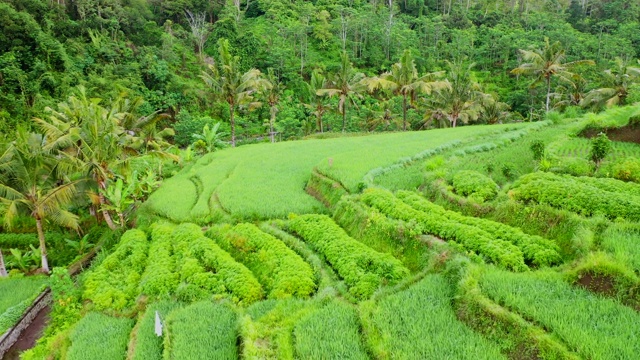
[[589, 132, 611, 166], [83, 229, 149, 311], [397, 191, 561, 267], [208, 224, 316, 299], [67, 313, 133, 360], [609, 157, 640, 183], [509, 172, 640, 221], [530, 140, 545, 161], [288, 214, 409, 299], [139, 223, 179, 299], [361, 188, 527, 271], [164, 301, 237, 360], [173, 223, 263, 304], [451, 170, 498, 202]]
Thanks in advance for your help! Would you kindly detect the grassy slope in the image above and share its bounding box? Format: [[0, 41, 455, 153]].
[[145, 124, 530, 221], [0, 276, 46, 315]]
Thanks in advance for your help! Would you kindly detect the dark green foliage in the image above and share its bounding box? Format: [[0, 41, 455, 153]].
[[208, 223, 316, 299], [67, 313, 133, 360], [607, 157, 640, 183], [362, 188, 528, 271], [530, 140, 546, 161], [397, 191, 562, 267], [589, 132, 611, 166], [288, 214, 409, 299], [501, 163, 515, 180], [510, 172, 640, 220], [451, 170, 499, 202], [83, 229, 149, 311], [164, 301, 238, 360]]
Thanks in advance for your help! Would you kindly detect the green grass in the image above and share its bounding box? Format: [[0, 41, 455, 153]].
[[130, 301, 183, 360], [361, 274, 505, 359], [293, 300, 369, 360], [145, 124, 532, 221], [600, 223, 640, 272], [67, 312, 133, 360], [0, 276, 47, 334], [164, 301, 238, 360], [479, 267, 640, 360]]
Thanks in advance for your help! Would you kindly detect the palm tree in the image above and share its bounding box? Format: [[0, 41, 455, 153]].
[[303, 69, 331, 133], [317, 52, 366, 132], [201, 38, 270, 147], [363, 50, 448, 131], [511, 38, 594, 112], [581, 58, 640, 108], [115, 96, 176, 155], [0, 249, 7, 277], [424, 61, 484, 128], [554, 73, 589, 109], [264, 69, 285, 143], [0, 131, 81, 273]]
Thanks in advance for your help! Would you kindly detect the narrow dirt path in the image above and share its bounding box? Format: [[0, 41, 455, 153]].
[[3, 305, 51, 360]]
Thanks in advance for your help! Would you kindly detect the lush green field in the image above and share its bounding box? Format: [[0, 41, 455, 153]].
[[66, 313, 133, 360], [0, 276, 47, 334], [143, 124, 530, 221]]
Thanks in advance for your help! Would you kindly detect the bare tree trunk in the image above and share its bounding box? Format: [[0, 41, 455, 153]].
[[318, 112, 324, 133], [270, 106, 277, 143], [341, 95, 347, 132], [0, 249, 7, 277], [402, 93, 408, 131], [546, 76, 551, 112], [230, 105, 237, 147], [35, 217, 50, 274], [98, 190, 117, 230]]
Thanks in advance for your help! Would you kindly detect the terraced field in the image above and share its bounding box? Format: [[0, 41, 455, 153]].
[[22, 105, 640, 360]]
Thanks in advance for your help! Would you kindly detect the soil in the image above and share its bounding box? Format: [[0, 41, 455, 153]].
[[576, 272, 616, 297], [580, 124, 640, 144], [3, 305, 51, 360]]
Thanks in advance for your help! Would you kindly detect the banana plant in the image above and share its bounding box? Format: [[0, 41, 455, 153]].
[[100, 177, 135, 227], [65, 234, 94, 256]]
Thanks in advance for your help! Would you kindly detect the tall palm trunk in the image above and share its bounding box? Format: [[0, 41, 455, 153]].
[[0, 249, 7, 277], [98, 178, 117, 230], [341, 94, 347, 132], [402, 93, 408, 131], [35, 216, 50, 274], [317, 109, 324, 133], [230, 105, 236, 147], [269, 105, 277, 143], [546, 75, 552, 112]]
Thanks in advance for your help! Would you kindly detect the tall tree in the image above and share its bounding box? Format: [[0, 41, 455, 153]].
[[317, 52, 366, 132], [511, 38, 594, 112], [303, 69, 330, 133], [582, 58, 640, 108], [364, 50, 448, 131], [201, 39, 269, 147], [264, 69, 284, 143], [0, 131, 81, 273]]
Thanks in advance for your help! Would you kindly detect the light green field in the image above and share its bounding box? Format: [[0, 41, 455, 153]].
[[144, 124, 531, 221]]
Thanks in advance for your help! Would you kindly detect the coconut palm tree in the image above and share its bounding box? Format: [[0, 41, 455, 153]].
[[0, 249, 7, 277], [363, 50, 448, 131], [424, 61, 484, 128], [511, 38, 594, 112], [581, 58, 640, 108], [201, 38, 270, 147], [264, 69, 285, 143], [303, 69, 331, 133], [317, 52, 366, 132], [0, 131, 81, 273]]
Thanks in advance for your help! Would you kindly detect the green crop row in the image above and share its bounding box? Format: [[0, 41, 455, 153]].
[[480, 268, 640, 360], [361, 274, 505, 359], [397, 191, 562, 267], [208, 223, 316, 299], [293, 301, 369, 360], [66, 312, 133, 360], [83, 229, 149, 311], [163, 301, 237, 360], [172, 223, 263, 304], [451, 170, 499, 202], [361, 188, 527, 271], [131, 301, 183, 360], [601, 223, 640, 272], [510, 172, 640, 220], [288, 214, 409, 299], [0, 276, 47, 334], [139, 223, 179, 299]]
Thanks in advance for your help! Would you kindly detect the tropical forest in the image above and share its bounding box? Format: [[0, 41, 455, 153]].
[[1, 0, 640, 359]]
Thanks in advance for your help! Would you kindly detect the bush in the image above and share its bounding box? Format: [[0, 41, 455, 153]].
[[66, 313, 133, 360], [83, 229, 149, 311], [451, 170, 498, 202], [164, 301, 237, 360], [173, 110, 218, 147], [530, 140, 545, 161], [288, 214, 409, 299], [608, 157, 640, 183], [589, 132, 611, 166], [208, 223, 316, 299], [397, 191, 562, 267], [509, 172, 640, 221], [361, 188, 527, 271]]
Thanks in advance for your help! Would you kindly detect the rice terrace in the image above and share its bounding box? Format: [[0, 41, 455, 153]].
[[3, 1, 640, 358]]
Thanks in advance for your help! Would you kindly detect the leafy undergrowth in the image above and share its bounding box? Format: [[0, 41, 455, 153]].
[[479, 267, 640, 360], [361, 274, 505, 359]]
